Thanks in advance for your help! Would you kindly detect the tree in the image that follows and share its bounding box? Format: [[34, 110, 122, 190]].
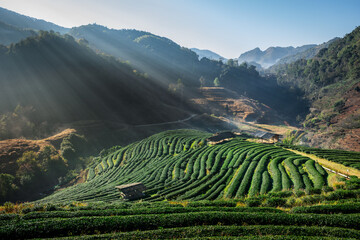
[[227, 59, 238, 67], [177, 78, 184, 100], [227, 59, 235, 67], [167, 78, 185, 103], [0, 174, 16, 202], [199, 76, 206, 88], [240, 62, 248, 69], [16, 151, 40, 186], [214, 77, 220, 87]]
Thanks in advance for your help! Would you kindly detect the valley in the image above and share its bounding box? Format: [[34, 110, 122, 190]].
[[0, 2, 360, 239]]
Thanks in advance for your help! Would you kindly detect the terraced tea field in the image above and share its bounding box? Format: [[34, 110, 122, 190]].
[[38, 129, 329, 203], [2, 129, 360, 239]]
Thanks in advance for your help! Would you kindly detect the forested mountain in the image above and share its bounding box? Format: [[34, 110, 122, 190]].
[[268, 38, 339, 72], [275, 26, 360, 150], [0, 32, 191, 126], [69, 24, 200, 88], [0, 21, 37, 45], [68, 24, 307, 122], [191, 48, 227, 62], [238, 45, 316, 68], [0, 7, 68, 33]]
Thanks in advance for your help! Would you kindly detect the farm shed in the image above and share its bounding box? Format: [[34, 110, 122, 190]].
[[207, 131, 235, 145], [115, 182, 146, 200], [253, 131, 280, 143]]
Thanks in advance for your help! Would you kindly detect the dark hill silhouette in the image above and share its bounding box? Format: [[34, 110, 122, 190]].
[[0, 32, 191, 125]]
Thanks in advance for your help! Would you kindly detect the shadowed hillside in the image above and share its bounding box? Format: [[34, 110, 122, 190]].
[[68, 24, 308, 123], [0, 31, 192, 125]]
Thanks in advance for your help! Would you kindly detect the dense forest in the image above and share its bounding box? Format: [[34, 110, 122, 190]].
[[276, 26, 360, 94]]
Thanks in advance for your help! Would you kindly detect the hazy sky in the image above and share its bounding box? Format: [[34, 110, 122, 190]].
[[1, 0, 360, 58]]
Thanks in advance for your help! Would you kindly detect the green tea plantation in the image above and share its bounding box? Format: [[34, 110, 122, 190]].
[[2, 129, 360, 239], [39, 129, 329, 203]]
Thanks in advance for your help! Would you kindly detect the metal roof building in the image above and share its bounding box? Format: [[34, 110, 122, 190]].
[[253, 131, 280, 142]]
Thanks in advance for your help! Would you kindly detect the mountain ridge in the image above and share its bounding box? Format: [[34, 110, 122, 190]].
[[238, 44, 316, 68], [268, 38, 340, 73], [0, 7, 68, 33]]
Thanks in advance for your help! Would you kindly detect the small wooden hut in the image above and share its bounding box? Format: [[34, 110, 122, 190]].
[[115, 182, 146, 201]]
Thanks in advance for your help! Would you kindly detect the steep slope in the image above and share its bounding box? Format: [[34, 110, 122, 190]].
[[275, 26, 360, 151], [0, 21, 37, 45], [0, 7, 68, 33], [238, 45, 316, 68], [191, 48, 227, 61], [0, 31, 191, 125], [38, 129, 329, 203]]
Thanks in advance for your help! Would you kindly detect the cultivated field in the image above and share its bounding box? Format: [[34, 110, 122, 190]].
[[2, 129, 360, 239], [38, 129, 329, 203]]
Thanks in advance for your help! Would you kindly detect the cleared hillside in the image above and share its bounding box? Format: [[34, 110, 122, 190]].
[[191, 87, 283, 123]]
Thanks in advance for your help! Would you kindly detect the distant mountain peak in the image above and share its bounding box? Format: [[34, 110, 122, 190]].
[[238, 44, 316, 69], [190, 48, 227, 62]]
